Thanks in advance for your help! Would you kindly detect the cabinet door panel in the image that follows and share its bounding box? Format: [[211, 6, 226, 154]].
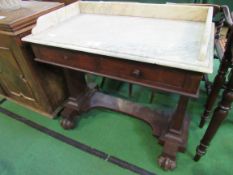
[[0, 46, 35, 102]]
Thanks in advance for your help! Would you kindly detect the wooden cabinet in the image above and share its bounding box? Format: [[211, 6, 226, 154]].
[[0, 1, 68, 118], [0, 46, 35, 102]]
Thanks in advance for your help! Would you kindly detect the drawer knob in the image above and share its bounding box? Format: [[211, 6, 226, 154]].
[[63, 55, 68, 60], [132, 69, 142, 78]]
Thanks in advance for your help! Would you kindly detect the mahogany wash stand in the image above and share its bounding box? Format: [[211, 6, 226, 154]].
[[23, 2, 214, 170]]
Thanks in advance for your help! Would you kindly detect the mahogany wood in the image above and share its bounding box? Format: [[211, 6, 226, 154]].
[[194, 69, 233, 161], [32, 44, 203, 98], [199, 5, 233, 127], [158, 96, 190, 170], [195, 5, 233, 161], [199, 52, 230, 127], [29, 38, 204, 170]]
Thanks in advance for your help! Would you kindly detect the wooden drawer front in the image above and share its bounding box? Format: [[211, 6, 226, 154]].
[[33, 44, 202, 97], [0, 46, 36, 103]]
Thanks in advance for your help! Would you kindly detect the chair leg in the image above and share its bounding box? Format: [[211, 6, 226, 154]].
[[199, 58, 230, 128], [194, 71, 233, 161]]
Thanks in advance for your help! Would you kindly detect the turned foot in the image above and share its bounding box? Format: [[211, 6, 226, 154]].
[[158, 155, 176, 170], [60, 107, 79, 130], [60, 118, 75, 129], [194, 143, 208, 161]]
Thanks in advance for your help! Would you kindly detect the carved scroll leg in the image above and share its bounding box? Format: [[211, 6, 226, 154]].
[[195, 72, 233, 161], [158, 142, 178, 170], [158, 96, 189, 170], [199, 57, 230, 128], [60, 107, 79, 130], [60, 69, 87, 129]]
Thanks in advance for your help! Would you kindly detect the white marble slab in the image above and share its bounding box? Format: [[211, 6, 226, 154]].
[[23, 1, 214, 73]]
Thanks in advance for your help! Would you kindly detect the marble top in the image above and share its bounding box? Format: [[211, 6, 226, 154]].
[[23, 1, 214, 73]]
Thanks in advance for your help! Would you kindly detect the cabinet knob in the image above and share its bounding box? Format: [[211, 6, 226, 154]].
[[63, 55, 68, 60], [132, 69, 142, 78]]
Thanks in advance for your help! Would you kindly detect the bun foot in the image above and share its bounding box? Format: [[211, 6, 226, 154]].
[[158, 155, 176, 171], [60, 118, 75, 130]]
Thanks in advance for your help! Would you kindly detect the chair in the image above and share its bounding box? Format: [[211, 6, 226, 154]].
[[199, 5, 233, 128], [194, 7, 233, 160]]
